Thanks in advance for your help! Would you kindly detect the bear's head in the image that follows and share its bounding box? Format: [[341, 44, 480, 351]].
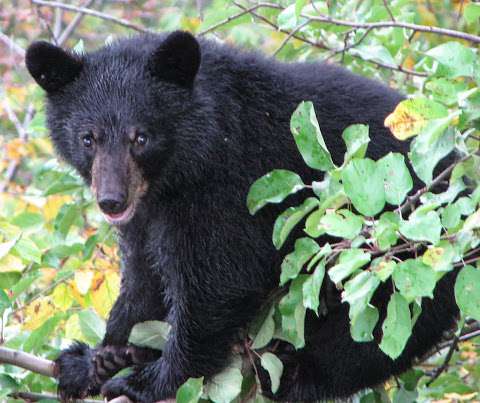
[[26, 31, 203, 226]]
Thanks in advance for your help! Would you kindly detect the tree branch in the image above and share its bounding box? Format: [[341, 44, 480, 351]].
[[399, 153, 472, 216], [0, 30, 26, 57], [255, 2, 480, 44], [11, 391, 101, 403], [57, 0, 96, 46], [233, 1, 426, 76], [0, 346, 55, 377], [30, 0, 150, 33]]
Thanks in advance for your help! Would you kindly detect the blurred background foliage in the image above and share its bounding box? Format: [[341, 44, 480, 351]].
[[0, 0, 480, 402]]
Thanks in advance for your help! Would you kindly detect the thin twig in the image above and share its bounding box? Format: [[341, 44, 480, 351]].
[[31, 0, 150, 33], [382, 0, 396, 22], [255, 2, 480, 44], [272, 19, 311, 56], [399, 154, 472, 216], [198, 3, 267, 36], [234, 2, 426, 76], [57, 0, 96, 46], [426, 335, 459, 386], [0, 30, 26, 57]]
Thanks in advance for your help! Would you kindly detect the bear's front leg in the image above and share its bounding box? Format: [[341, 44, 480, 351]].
[[102, 293, 262, 402]]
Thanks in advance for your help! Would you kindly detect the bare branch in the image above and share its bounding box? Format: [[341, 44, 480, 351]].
[[57, 0, 96, 46], [10, 391, 101, 403], [31, 0, 150, 33], [255, 2, 480, 44], [382, 0, 396, 22], [0, 346, 55, 377], [198, 3, 267, 36], [272, 19, 311, 56], [233, 1, 425, 76], [426, 335, 459, 386], [399, 154, 472, 216], [0, 30, 26, 57]]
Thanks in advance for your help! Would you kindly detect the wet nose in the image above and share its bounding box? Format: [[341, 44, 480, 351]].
[[98, 195, 127, 215]]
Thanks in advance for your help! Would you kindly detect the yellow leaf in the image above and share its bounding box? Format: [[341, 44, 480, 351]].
[[74, 270, 94, 295], [69, 283, 87, 308], [23, 297, 55, 330], [384, 98, 448, 140], [91, 270, 120, 319], [44, 195, 72, 222], [65, 313, 87, 342], [444, 393, 477, 401], [52, 283, 73, 311], [422, 247, 444, 267], [0, 254, 24, 272]]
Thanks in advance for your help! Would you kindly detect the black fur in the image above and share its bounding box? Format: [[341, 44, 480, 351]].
[[27, 31, 459, 402]]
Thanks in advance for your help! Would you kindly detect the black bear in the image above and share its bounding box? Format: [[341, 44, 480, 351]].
[[25, 31, 459, 402]]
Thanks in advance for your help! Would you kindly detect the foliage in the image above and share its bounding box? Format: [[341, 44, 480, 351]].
[[1, 0, 480, 402]]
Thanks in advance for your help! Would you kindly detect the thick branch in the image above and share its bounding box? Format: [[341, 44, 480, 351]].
[[0, 346, 55, 377], [30, 0, 150, 33], [11, 391, 101, 403]]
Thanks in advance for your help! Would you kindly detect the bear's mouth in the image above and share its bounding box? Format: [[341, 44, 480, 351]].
[[102, 202, 135, 226]]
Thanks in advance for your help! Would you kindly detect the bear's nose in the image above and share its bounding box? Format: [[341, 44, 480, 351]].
[[98, 195, 127, 215]]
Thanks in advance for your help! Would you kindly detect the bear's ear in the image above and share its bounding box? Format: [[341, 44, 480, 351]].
[[25, 41, 83, 93], [148, 31, 201, 89]]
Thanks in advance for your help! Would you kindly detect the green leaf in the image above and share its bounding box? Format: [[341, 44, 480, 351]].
[[295, 0, 307, 17], [343, 271, 381, 318], [318, 209, 363, 240], [290, 101, 335, 171], [251, 306, 275, 350], [372, 259, 397, 282], [260, 352, 284, 394], [427, 42, 479, 79], [273, 197, 318, 250], [350, 304, 379, 342], [393, 259, 437, 301], [280, 237, 319, 285], [206, 362, 243, 403], [379, 293, 412, 359], [0, 289, 11, 315], [350, 44, 395, 66], [342, 124, 370, 164], [341, 158, 385, 216], [377, 153, 413, 205], [399, 211, 442, 244], [55, 203, 82, 238], [247, 170, 305, 215], [78, 309, 106, 344], [24, 313, 63, 352], [374, 212, 400, 251], [329, 249, 371, 284], [0, 271, 21, 289], [13, 237, 42, 264], [442, 204, 461, 229], [278, 275, 307, 349], [11, 212, 44, 229], [465, 3, 480, 24], [455, 265, 480, 320], [426, 78, 468, 106], [176, 377, 204, 403], [128, 320, 172, 350], [302, 261, 325, 313]]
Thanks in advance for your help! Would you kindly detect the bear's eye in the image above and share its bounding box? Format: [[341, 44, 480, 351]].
[[134, 133, 148, 146], [82, 133, 95, 148]]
